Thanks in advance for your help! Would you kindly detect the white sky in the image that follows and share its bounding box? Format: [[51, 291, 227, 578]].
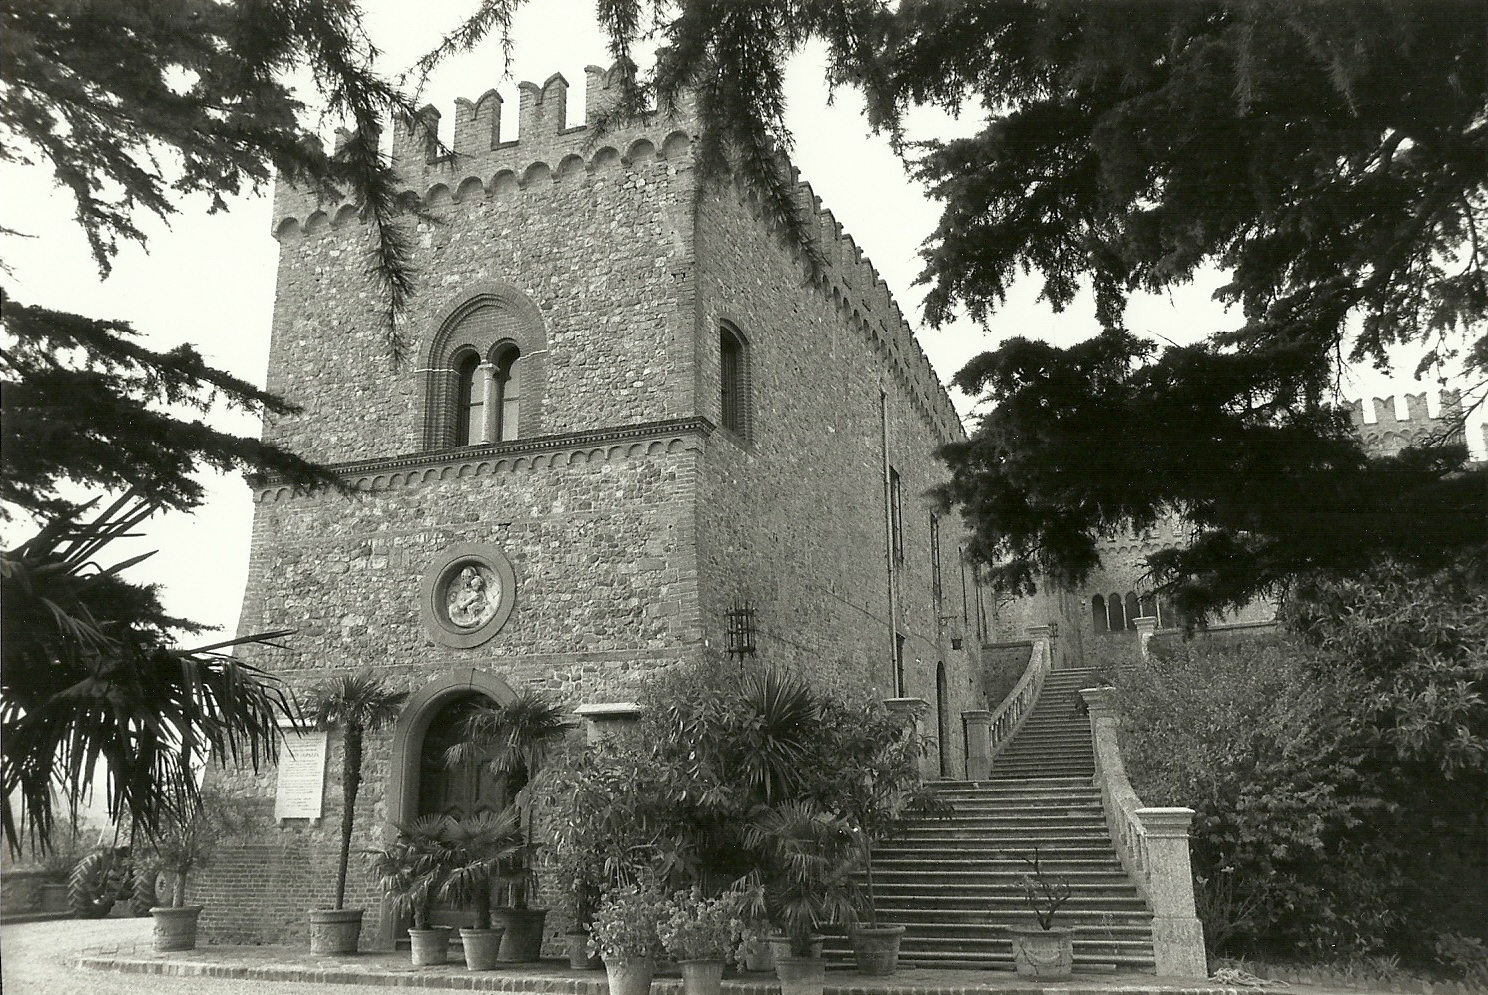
[[2, 0, 1481, 640]]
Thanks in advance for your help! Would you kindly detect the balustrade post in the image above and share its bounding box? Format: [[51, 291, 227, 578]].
[[962, 710, 992, 780], [1027, 623, 1052, 660], [885, 697, 936, 779], [1134, 616, 1158, 661], [1137, 807, 1208, 978]]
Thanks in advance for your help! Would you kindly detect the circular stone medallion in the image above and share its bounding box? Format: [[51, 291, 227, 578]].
[[421, 543, 517, 648]]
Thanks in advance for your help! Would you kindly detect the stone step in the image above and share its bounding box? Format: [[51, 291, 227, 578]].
[[872, 869, 1134, 887], [874, 856, 1124, 871], [874, 880, 1142, 898], [869, 902, 1151, 920], [875, 845, 1120, 861]]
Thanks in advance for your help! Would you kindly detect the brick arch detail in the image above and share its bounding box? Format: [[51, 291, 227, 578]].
[[384, 669, 518, 831], [419, 283, 548, 449]]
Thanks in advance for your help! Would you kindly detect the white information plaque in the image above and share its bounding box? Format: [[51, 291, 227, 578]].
[[274, 729, 329, 820]]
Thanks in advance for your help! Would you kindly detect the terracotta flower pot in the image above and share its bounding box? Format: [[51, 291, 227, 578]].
[[408, 925, 452, 966], [742, 937, 774, 972], [849, 923, 905, 976], [1009, 924, 1074, 979], [151, 905, 204, 952], [309, 908, 364, 955], [603, 955, 656, 995], [767, 934, 824, 962], [460, 926, 504, 971], [678, 958, 724, 995], [492, 907, 547, 962], [775, 953, 827, 995], [565, 930, 601, 969]]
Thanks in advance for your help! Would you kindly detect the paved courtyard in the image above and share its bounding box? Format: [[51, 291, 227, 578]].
[[1, 916, 1402, 995]]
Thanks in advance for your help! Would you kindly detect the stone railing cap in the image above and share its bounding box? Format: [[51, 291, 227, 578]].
[[1137, 807, 1196, 835]]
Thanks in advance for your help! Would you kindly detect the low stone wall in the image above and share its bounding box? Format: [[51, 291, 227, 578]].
[[1, 869, 51, 916]]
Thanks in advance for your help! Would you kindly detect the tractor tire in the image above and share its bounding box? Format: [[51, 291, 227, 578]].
[[68, 851, 117, 918], [129, 862, 168, 916]]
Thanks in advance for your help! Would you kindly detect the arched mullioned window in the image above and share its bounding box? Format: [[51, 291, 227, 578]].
[[719, 322, 750, 440], [420, 286, 547, 450], [1092, 589, 1179, 633]]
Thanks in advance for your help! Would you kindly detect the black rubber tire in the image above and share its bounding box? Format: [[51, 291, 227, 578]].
[[68, 851, 117, 919], [129, 862, 166, 916]]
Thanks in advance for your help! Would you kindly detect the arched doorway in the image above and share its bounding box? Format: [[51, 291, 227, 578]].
[[936, 662, 951, 779], [416, 693, 514, 822], [379, 671, 519, 947]]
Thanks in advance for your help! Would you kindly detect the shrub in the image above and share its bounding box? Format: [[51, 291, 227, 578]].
[[1120, 558, 1488, 968], [589, 882, 669, 962], [657, 889, 748, 962]]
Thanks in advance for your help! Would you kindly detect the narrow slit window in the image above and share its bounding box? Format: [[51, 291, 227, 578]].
[[720, 325, 746, 437]]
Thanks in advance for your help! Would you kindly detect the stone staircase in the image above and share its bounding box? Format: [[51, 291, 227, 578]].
[[829, 668, 1156, 971]]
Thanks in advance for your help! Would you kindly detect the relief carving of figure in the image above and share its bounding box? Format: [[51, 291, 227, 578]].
[[446, 565, 499, 628]]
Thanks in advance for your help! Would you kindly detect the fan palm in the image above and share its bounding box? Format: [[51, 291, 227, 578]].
[[366, 815, 453, 931], [445, 687, 567, 908], [1, 491, 294, 855], [438, 808, 522, 930], [305, 672, 409, 909], [744, 800, 859, 956]]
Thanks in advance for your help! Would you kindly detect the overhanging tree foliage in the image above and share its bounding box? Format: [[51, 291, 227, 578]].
[[886, 1, 1488, 612], [0, 0, 395, 851]]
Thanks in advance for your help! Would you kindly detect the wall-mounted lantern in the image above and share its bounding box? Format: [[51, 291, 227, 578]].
[[725, 601, 757, 658]]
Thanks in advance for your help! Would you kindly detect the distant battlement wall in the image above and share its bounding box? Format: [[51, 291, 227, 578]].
[[269, 64, 964, 449], [1344, 390, 1464, 457]]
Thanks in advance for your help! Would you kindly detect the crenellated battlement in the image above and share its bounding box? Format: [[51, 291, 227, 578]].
[[271, 64, 689, 232], [1343, 390, 1464, 456], [782, 168, 965, 446], [270, 64, 964, 446]]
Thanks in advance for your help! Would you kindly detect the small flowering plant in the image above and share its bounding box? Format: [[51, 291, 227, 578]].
[[588, 883, 669, 962], [657, 890, 748, 963]]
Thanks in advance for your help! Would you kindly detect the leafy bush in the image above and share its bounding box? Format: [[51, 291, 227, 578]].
[[588, 882, 670, 961], [547, 661, 929, 949], [1119, 558, 1487, 967], [657, 889, 748, 962]]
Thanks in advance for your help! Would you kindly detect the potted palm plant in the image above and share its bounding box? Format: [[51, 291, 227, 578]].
[[304, 672, 409, 954], [438, 809, 521, 971], [1008, 846, 1075, 979], [446, 686, 568, 962], [589, 882, 669, 995], [746, 801, 858, 995], [840, 704, 932, 976], [366, 815, 455, 966]]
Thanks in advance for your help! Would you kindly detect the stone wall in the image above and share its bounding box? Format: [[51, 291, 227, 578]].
[[264, 74, 697, 465], [691, 180, 980, 776], [982, 641, 1034, 710]]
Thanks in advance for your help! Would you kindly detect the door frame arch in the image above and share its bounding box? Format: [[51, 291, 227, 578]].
[[375, 668, 518, 949], [385, 668, 519, 831]]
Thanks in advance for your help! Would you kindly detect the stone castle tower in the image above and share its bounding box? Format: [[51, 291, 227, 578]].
[[204, 67, 985, 948]]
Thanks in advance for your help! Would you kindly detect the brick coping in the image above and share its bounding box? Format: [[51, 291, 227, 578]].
[[72, 948, 1282, 995]]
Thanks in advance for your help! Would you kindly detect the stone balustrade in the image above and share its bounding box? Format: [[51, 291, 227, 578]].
[[963, 625, 1051, 779], [1080, 631, 1208, 978]]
